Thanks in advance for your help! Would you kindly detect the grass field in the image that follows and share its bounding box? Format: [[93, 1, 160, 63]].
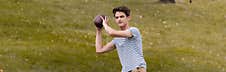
[[0, 0, 226, 72]]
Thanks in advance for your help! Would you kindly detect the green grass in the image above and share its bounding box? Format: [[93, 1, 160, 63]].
[[0, 0, 225, 72]]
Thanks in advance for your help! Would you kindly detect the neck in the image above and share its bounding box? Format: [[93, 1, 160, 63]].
[[120, 23, 130, 30]]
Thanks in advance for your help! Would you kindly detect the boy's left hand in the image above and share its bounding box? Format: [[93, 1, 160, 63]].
[[100, 16, 108, 25]]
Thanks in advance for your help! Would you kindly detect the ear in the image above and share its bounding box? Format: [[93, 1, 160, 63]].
[[127, 16, 131, 21]]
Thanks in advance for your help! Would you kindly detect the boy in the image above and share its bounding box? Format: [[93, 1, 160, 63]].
[[95, 6, 147, 72]]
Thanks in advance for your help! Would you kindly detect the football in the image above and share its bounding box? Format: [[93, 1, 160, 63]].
[[93, 15, 106, 28]]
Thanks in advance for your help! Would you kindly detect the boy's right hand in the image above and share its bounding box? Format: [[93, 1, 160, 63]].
[[96, 27, 102, 32]]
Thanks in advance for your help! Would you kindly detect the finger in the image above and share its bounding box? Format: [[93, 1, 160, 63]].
[[105, 16, 108, 21], [104, 16, 107, 20], [100, 16, 104, 21], [96, 27, 102, 30]]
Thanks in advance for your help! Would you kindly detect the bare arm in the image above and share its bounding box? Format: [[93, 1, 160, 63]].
[[101, 16, 132, 38], [95, 29, 115, 54]]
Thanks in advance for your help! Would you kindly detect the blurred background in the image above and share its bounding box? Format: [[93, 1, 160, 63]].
[[0, 0, 225, 72]]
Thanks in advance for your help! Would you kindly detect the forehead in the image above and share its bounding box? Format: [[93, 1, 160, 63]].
[[115, 12, 126, 17]]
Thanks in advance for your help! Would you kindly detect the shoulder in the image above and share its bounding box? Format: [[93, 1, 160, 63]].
[[129, 27, 140, 34], [128, 27, 141, 38], [129, 27, 139, 31]]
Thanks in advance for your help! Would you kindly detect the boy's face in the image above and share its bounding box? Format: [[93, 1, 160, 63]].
[[114, 12, 130, 27]]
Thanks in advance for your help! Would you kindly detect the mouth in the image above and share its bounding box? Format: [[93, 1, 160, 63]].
[[118, 21, 123, 24]]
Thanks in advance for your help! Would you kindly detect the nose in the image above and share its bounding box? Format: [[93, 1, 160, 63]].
[[118, 17, 122, 21], [117, 18, 122, 22]]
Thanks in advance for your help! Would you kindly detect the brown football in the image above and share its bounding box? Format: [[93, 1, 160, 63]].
[[93, 15, 106, 28]]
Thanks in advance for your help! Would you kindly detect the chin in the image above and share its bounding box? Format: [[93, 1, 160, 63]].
[[118, 24, 125, 27]]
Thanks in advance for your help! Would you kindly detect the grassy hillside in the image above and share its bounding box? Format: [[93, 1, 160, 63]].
[[0, 0, 225, 72]]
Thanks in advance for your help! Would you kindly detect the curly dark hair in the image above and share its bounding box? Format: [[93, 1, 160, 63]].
[[113, 6, 130, 17]]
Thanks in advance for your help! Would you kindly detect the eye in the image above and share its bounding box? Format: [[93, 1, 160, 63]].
[[115, 17, 119, 19], [120, 16, 125, 18]]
